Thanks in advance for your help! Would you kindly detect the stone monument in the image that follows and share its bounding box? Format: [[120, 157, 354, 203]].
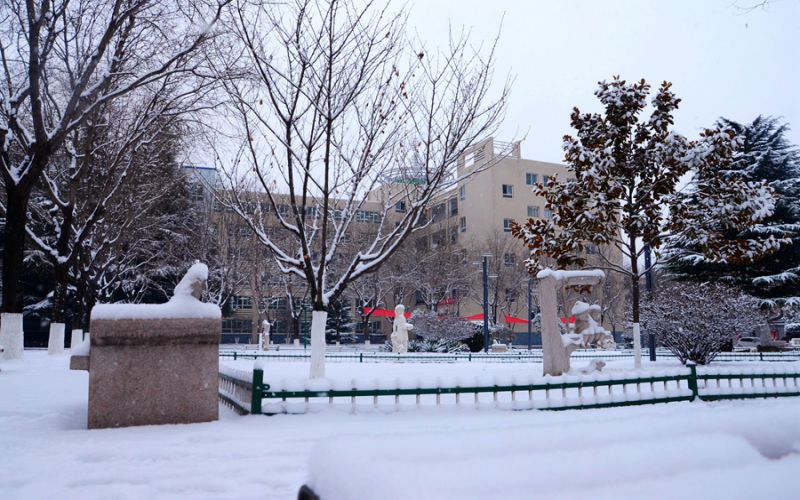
[[537, 269, 605, 376], [70, 262, 221, 429], [391, 305, 413, 354]]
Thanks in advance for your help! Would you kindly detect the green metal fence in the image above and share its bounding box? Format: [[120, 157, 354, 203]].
[[218, 364, 800, 415], [219, 350, 800, 363]]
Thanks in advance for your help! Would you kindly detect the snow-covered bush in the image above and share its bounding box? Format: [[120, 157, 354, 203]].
[[409, 311, 481, 352], [641, 281, 767, 364], [383, 338, 468, 353]]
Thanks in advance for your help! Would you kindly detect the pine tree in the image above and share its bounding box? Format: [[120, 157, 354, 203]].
[[663, 116, 800, 310]]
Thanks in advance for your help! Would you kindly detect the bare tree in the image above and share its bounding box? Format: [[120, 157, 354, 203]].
[[641, 280, 766, 364], [468, 231, 530, 328], [0, 0, 228, 358], [213, 0, 508, 377]]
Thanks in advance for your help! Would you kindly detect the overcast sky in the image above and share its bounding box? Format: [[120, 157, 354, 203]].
[[404, 0, 799, 163]]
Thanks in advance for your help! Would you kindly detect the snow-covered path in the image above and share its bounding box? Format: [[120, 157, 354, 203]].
[[2, 352, 800, 499]]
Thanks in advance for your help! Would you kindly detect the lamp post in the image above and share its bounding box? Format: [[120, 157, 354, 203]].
[[527, 277, 533, 351], [483, 254, 490, 353]]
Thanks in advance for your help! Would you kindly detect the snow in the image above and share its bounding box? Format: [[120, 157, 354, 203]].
[[536, 268, 605, 280], [71, 339, 90, 356], [571, 300, 601, 316], [90, 263, 220, 320], [2, 352, 800, 499]]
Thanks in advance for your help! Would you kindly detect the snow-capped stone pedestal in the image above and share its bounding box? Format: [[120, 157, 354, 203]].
[[71, 263, 221, 429]]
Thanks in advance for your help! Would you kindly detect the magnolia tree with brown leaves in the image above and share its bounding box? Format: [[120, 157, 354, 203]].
[[641, 280, 766, 365], [511, 76, 782, 368]]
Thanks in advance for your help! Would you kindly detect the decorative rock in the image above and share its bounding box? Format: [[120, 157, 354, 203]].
[[71, 263, 221, 429], [538, 268, 605, 376]]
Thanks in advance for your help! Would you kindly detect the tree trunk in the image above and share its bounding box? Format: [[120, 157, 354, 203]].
[[47, 322, 65, 355], [52, 262, 70, 324], [629, 235, 642, 369], [2, 188, 30, 313], [309, 309, 327, 378]]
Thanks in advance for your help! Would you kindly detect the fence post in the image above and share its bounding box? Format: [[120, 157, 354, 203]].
[[760, 352, 764, 361], [687, 362, 698, 401], [234, 351, 238, 361], [469, 353, 472, 362], [251, 368, 264, 415], [359, 353, 363, 363]]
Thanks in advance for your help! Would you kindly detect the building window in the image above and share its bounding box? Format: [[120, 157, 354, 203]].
[[267, 297, 288, 310], [356, 210, 381, 223], [449, 225, 458, 244], [585, 244, 600, 255], [233, 296, 252, 310], [544, 208, 552, 220], [527, 205, 540, 218], [431, 203, 446, 223], [526, 173, 538, 185], [222, 319, 253, 334], [502, 184, 513, 198], [503, 253, 515, 267], [395, 201, 406, 213], [448, 198, 458, 217], [459, 216, 466, 233], [431, 229, 446, 249], [503, 218, 513, 232], [459, 185, 465, 201], [543, 175, 551, 186], [464, 151, 476, 168]]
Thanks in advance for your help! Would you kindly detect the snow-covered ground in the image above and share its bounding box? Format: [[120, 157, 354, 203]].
[[2, 351, 799, 499]]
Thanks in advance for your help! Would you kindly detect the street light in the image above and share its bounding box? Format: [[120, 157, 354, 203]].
[[527, 277, 533, 351], [481, 254, 497, 353]]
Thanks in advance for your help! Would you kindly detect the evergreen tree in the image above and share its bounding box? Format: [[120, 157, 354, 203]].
[[663, 116, 800, 310]]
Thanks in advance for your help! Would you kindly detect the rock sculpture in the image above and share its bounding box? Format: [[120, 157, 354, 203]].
[[71, 262, 221, 429], [537, 268, 606, 376], [571, 301, 615, 350], [391, 305, 413, 354]]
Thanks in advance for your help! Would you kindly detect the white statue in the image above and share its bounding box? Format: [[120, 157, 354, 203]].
[[391, 305, 414, 354], [571, 301, 614, 350], [260, 319, 271, 351]]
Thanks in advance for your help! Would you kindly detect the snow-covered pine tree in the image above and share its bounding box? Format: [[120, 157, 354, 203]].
[[663, 116, 800, 311], [511, 77, 783, 368]]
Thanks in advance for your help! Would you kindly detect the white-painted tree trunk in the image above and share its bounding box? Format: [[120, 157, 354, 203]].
[[633, 322, 642, 369], [70, 329, 83, 350], [309, 310, 327, 379], [48, 322, 66, 355], [0, 312, 24, 359]]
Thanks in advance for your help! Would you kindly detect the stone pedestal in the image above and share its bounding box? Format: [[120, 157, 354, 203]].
[[85, 317, 220, 429]]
